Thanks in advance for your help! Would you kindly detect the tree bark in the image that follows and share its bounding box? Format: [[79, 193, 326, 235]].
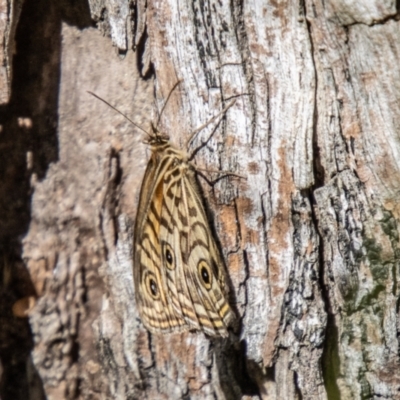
[[1, 0, 400, 399]]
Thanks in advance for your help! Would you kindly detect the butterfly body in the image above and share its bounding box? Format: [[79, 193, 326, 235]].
[[133, 134, 234, 337]]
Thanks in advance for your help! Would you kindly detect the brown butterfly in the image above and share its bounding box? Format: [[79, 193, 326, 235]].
[[89, 88, 235, 337]]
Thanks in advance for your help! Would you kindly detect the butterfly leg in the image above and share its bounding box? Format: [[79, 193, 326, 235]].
[[195, 168, 244, 187]]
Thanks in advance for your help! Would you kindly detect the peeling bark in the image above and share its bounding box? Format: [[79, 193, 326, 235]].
[[1, 0, 400, 399], [0, 0, 24, 104]]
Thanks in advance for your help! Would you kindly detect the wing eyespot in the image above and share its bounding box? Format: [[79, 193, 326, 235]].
[[162, 242, 176, 270], [198, 260, 213, 290], [144, 272, 160, 300]]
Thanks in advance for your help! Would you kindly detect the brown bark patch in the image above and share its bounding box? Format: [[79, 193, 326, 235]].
[[219, 205, 239, 249], [247, 161, 260, 175], [236, 197, 254, 217]]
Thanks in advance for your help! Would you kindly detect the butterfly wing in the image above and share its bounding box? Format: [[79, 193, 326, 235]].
[[159, 164, 234, 337], [184, 173, 234, 334], [134, 150, 187, 333], [134, 143, 234, 337]]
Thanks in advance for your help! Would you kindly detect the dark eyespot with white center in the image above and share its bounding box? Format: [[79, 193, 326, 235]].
[[144, 272, 160, 300], [198, 260, 212, 290], [162, 242, 175, 270]]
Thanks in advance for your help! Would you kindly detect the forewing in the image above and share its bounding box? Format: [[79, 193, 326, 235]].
[[133, 154, 187, 333], [134, 146, 233, 337]]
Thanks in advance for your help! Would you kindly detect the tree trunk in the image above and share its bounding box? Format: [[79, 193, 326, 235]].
[[1, 0, 400, 399]]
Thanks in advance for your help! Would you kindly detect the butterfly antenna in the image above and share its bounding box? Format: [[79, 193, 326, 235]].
[[186, 99, 236, 149], [87, 91, 151, 138], [155, 80, 182, 129]]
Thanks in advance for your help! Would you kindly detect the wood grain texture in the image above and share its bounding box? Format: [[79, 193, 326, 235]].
[[308, 1, 400, 397]]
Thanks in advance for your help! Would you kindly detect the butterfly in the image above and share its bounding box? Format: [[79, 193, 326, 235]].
[[133, 96, 236, 337], [88, 88, 235, 337]]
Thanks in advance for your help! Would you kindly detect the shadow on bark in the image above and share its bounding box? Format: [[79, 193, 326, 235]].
[[321, 315, 340, 400], [215, 338, 261, 399], [0, 0, 92, 398]]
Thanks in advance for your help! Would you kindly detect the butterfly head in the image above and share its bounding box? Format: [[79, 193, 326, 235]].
[[143, 123, 170, 146]]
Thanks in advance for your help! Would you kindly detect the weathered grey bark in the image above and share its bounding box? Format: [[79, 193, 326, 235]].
[[1, 0, 400, 399]]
